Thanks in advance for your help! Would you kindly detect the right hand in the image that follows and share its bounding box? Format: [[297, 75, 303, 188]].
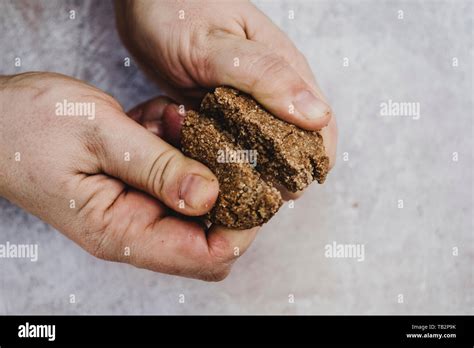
[[115, 0, 338, 199]]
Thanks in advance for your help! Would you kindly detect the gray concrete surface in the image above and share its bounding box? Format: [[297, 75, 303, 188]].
[[0, 0, 472, 314]]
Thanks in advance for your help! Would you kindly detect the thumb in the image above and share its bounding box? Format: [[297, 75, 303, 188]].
[[204, 33, 332, 130], [96, 113, 219, 216]]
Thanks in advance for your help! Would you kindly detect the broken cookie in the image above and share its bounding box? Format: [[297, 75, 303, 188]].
[[181, 87, 329, 229]]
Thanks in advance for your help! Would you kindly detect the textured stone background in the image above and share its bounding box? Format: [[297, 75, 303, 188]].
[[0, 0, 472, 314]]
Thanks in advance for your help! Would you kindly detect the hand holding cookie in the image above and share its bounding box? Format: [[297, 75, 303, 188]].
[[0, 1, 338, 281], [0, 73, 257, 281], [115, 0, 337, 171]]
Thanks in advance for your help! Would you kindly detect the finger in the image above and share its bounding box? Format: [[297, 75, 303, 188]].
[[127, 96, 185, 147], [160, 104, 186, 147], [204, 33, 331, 131], [238, 8, 337, 171], [241, 6, 338, 170], [67, 177, 218, 281], [206, 224, 260, 261], [97, 191, 259, 281], [132, 218, 258, 281], [96, 112, 219, 216], [127, 95, 175, 124], [239, 5, 323, 94]]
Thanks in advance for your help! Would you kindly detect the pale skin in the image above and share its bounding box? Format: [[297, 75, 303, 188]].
[[0, 0, 337, 281]]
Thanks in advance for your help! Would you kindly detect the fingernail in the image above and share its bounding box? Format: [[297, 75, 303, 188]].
[[179, 174, 215, 209], [293, 90, 331, 120]]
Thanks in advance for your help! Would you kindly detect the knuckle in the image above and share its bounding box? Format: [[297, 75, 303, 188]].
[[208, 234, 234, 263], [87, 218, 128, 264], [196, 236, 236, 281], [90, 236, 108, 261], [164, 17, 212, 86], [84, 225, 111, 262], [147, 149, 181, 199], [200, 265, 232, 282], [247, 52, 291, 90], [77, 123, 106, 160], [188, 27, 216, 84], [81, 195, 129, 264]]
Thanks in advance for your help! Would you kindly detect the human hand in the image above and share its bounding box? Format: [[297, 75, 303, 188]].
[[0, 72, 258, 281], [115, 0, 338, 198]]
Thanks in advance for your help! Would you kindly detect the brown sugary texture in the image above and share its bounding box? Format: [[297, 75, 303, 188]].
[[181, 87, 330, 229], [181, 111, 283, 230], [201, 87, 330, 192]]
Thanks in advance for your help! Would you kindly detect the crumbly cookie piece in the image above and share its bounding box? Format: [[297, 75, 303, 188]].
[[201, 87, 329, 192], [181, 87, 330, 229], [181, 111, 283, 230]]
